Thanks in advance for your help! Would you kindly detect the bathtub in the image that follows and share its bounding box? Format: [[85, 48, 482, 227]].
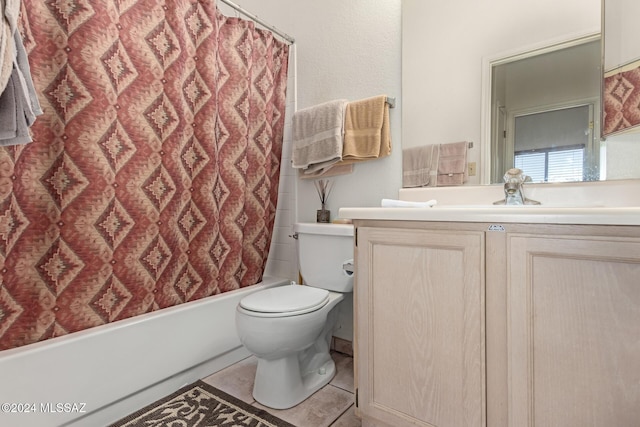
[[0, 276, 289, 427]]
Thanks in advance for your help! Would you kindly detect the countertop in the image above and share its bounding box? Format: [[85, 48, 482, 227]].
[[338, 205, 640, 226]]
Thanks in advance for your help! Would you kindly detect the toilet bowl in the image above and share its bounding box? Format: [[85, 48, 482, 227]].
[[235, 222, 354, 409]]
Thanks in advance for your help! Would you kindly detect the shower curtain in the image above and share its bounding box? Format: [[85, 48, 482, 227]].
[[0, 0, 289, 350]]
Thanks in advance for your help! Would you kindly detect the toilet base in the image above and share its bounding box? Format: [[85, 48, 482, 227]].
[[253, 354, 336, 409]]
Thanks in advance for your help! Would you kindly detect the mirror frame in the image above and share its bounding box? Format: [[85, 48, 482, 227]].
[[480, 31, 602, 184]]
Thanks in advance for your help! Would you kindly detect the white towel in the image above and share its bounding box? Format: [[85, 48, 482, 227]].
[[291, 99, 348, 175], [381, 198, 437, 208]]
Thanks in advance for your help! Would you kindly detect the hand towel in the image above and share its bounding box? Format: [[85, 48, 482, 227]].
[[341, 95, 391, 162], [436, 141, 468, 186], [291, 99, 348, 175], [381, 198, 437, 208], [402, 144, 438, 187]]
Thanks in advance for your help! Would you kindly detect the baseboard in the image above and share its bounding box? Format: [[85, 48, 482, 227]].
[[331, 336, 353, 356]]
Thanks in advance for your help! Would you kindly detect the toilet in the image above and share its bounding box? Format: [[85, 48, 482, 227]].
[[235, 222, 354, 409]]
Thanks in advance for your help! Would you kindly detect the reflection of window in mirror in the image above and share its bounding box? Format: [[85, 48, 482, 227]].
[[514, 105, 591, 183], [490, 38, 602, 184]]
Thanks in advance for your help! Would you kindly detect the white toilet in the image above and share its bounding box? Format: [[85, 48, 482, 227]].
[[235, 222, 354, 409]]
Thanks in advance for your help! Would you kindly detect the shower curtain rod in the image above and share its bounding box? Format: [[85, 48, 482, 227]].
[[218, 0, 296, 45]]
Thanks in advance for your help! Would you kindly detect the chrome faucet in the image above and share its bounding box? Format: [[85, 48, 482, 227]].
[[493, 168, 541, 205]]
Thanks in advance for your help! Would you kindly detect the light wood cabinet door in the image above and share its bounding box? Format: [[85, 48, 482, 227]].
[[507, 232, 640, 427], [355, 226, 486, 427]]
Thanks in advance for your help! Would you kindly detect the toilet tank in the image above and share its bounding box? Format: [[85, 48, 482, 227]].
[[294, 222, 354, 293]]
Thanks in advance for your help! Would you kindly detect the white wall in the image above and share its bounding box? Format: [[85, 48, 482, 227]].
[[604, 0, 640, 70], [606, 132, 640, 179], [502, 41, 601, 114], [402, 0, 601, 184]]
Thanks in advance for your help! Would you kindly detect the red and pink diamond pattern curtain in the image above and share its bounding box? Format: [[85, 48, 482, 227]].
[[603, 62, 640, 135], [0, 0, 289, 350]]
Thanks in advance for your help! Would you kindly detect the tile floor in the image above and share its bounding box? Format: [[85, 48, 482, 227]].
[[202, 351, 361, 427]]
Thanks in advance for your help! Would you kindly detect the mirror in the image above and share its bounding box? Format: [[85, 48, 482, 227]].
[[602, 0, 640, 136], [402, 0, 640, 185], [488, 37, 603, 183]]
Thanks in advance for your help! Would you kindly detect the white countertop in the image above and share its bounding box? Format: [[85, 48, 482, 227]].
[[339, 205, 640, 226]]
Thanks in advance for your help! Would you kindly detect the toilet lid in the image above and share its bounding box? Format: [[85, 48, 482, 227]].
[[239, 285, 330, 315]]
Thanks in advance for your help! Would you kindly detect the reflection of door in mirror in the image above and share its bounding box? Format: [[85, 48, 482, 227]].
[[490, 38, 601, 184]]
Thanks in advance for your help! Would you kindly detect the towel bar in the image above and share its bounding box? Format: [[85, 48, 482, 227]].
[[386, 97, 396, 108]]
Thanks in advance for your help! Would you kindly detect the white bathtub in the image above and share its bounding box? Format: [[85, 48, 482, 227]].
[[0, 276, 289, 427]]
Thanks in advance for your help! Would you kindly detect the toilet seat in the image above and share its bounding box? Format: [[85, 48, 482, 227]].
[[239, 285, 330, 318]]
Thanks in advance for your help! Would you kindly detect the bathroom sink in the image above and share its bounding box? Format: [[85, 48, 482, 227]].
[[432, 203, 605, 208]]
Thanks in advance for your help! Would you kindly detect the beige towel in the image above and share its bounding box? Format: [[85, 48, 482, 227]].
[[436, 141, 468, 186], [291, 99, 348, 175], [402, 145, 438, 187], [341, 95, 391, 162]]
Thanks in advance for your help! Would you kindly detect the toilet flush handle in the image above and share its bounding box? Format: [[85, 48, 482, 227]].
[[342, 259, 354, 276]]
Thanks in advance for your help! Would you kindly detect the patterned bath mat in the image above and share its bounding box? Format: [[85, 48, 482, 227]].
[[110, 380, 296, 427]]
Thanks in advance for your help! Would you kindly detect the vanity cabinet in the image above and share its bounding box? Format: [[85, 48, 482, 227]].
[[353, 220, 640, 427], [354, 225, 485, 427], [506, 230, 640, 427]]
